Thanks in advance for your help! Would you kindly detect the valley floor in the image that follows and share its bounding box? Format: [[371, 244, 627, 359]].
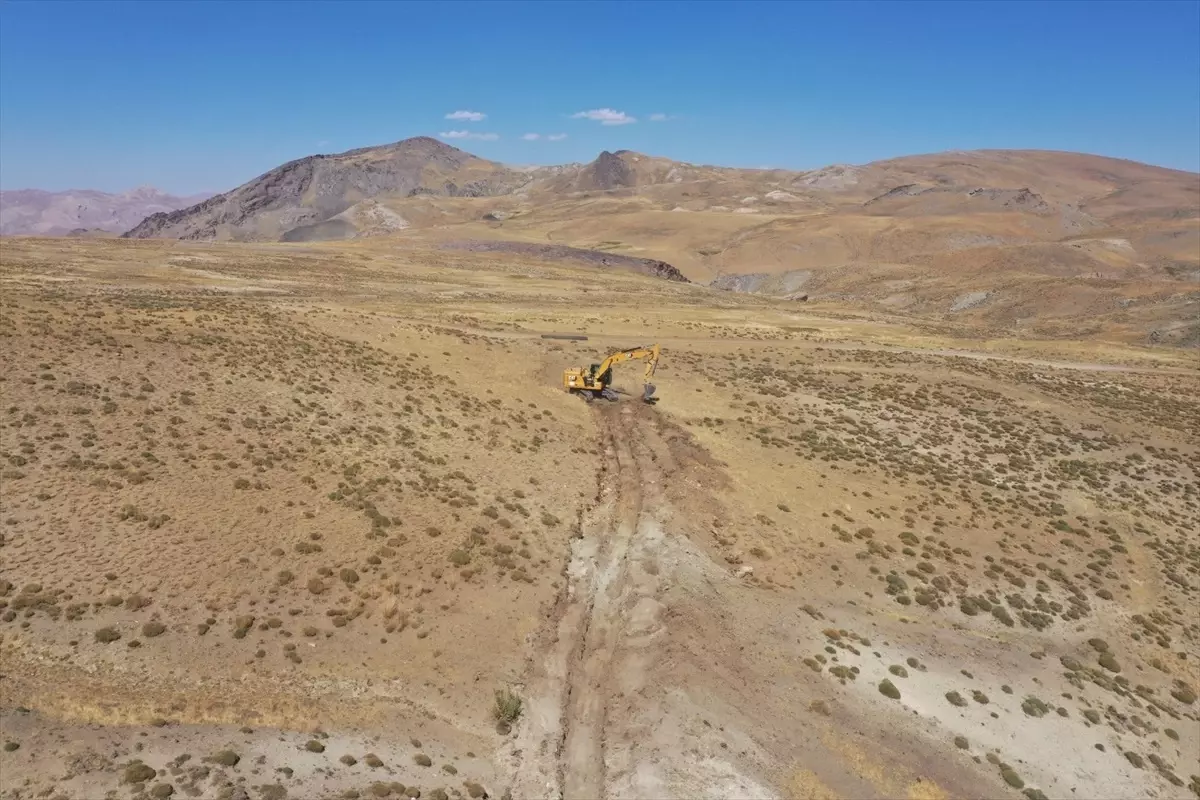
[[1, 237, 1197, 800]]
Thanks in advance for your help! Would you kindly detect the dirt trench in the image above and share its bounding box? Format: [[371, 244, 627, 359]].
[[500, 399, 794, 800], [561, 399, 682, 800], [499, 400, 683, 799]]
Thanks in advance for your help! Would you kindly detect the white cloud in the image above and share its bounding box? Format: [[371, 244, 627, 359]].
[[445, 110, 486, 121], [649, 113, 672, 122], [547, 133, 568, 141], [439, 130, 500, 141], [521, 133, 541, 141], [571, 108, 636, 125], [522, 133, 568, 142]]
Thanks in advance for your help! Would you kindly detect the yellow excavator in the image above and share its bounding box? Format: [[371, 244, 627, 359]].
[[563, 343, 660, 403]]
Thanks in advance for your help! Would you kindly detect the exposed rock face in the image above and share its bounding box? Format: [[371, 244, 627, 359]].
[[863, 184, 924, 205], [967, 186, 1051, 212], [710, 270, 813, 295], [583, 151, 637, 191], [636, 258, 689, 282]]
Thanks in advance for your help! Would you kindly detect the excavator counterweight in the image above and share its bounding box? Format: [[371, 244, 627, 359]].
[[563, 344, 660, 403]]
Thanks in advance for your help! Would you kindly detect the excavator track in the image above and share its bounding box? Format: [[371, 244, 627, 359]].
[[499, 401, 662, 799]]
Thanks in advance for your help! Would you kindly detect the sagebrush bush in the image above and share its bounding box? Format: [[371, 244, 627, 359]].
[[493, 687, 523, 723]]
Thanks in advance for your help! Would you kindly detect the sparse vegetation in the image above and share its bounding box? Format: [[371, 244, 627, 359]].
[[878, 679, 901, 699], [1022, 697, 1051, 718], [0, 231, 1195, 800], [493, 687, 523, 724], [123, 762, 157, 783], [1170, 683, 1196, 704], [1000, 766, 1024, 789]]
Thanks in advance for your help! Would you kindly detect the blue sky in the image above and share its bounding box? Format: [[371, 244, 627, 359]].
[[1, 0, 1197, 194]]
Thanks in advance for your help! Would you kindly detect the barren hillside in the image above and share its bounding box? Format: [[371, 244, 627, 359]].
[[1, 236, 1197, 800], [122, 138, 531, 242], [115, 141, 1198, 348]]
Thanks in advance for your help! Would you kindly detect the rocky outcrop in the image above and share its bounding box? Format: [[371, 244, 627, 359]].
[[967, 186, 1051, 212], [710, 270, 813, 296], [863, 184, 925, 205], [123, 190, 234, 240], [584, 151, 637, 191]]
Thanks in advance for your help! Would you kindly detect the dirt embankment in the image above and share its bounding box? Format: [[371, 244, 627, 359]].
[[440, 240, 690, 282]]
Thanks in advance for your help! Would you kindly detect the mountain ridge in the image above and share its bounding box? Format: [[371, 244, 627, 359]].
[[10, 137, 1197, 346], [0, 186, 213, 236], [117, 137, 1197, 245]]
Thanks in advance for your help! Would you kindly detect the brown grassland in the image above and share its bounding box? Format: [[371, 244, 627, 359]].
[[0, 235, 1197, 800]]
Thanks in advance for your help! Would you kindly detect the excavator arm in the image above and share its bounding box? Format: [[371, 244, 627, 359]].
[[595, 344, 660, 382]]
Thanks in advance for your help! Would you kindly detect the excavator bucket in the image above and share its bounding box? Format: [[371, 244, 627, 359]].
[[642, 383, 657, 402]]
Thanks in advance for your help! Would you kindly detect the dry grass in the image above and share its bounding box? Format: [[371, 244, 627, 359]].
[[0, 235, 1196, 800]]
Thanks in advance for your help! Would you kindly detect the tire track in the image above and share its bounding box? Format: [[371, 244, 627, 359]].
[[501, 401, 652, 800], [560, 403, 646, 800], [504, 401, 688, 800]]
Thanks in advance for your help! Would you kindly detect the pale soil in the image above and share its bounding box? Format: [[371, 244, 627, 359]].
[[1, 237, 1197, 800]]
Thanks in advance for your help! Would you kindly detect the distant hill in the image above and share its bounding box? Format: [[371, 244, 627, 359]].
[[0, 186, 213, 236], [111, 138, 1199, 346], [122, 137, 528, 241], [117, 138, 1198, 250]]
